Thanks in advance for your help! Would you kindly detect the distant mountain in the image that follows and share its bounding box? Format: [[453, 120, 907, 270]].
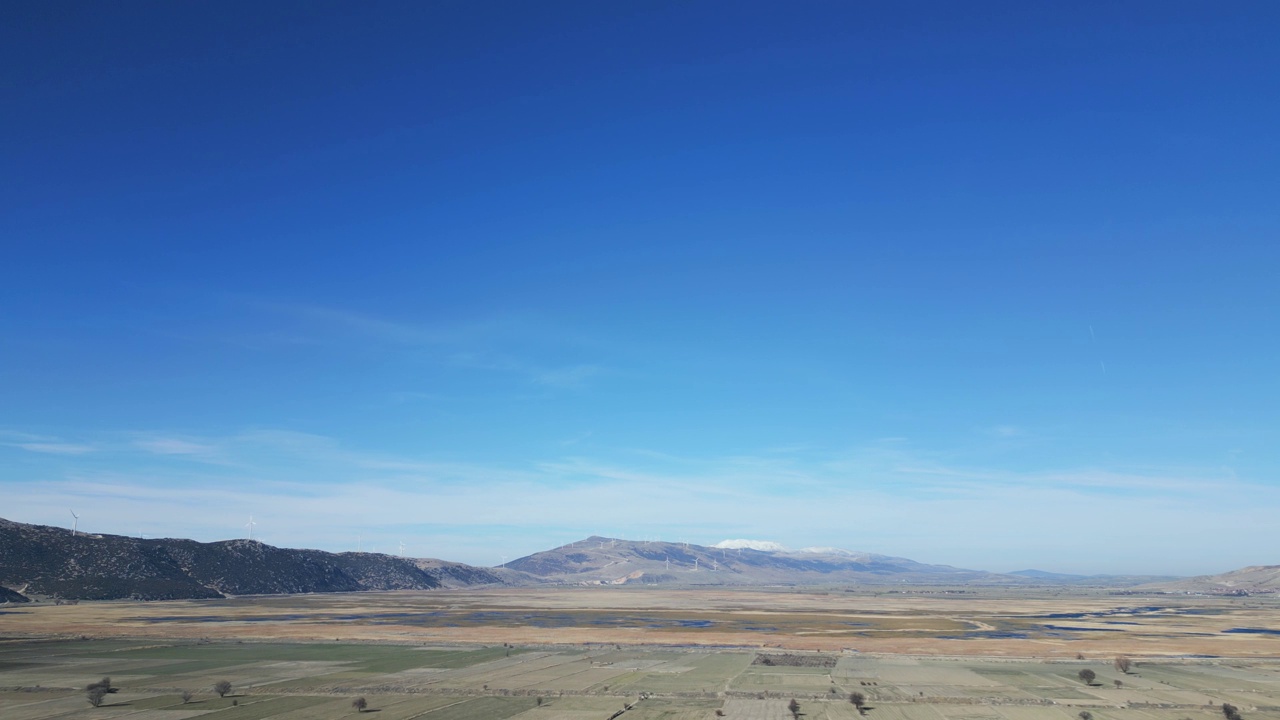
[[1, 516, 1192, 601], [1008, 569, 1180, 586], [1140, 565, 1280, 595], [0, 517, 508, 602], [1009, 569, 1088, 580], [506, 536, 1011, 586]]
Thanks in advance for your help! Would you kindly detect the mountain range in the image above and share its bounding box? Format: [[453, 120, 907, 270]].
[[0, 517, 1252, 603], [506, 535, 1010, 586], [0, 517, 502, 602]]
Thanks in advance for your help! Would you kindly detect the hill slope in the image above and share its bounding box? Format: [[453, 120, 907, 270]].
[[0, 517, 507, 601], [506, 536, 1011, 586], [1140, 565, 1280, 595]]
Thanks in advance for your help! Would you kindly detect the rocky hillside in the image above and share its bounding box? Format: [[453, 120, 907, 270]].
[[1140, 565, 1280, 595], [0, 517, 506, 601], [506, 536, 1013, 586]]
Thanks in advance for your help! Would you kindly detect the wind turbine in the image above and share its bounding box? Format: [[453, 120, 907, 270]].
[[69, 509, 79, 536], [501, 555, 507, 568], [398, 540, 406, 557], [245, 515, 257, 541]]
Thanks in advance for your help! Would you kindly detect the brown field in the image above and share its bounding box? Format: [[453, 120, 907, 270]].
[[3, 586, 1279, 657], [3, 588, 1280, 720]]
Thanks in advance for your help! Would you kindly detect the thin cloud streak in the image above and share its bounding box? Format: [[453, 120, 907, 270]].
[[240, 300, 610, 390], [133, 438, 218, 456], [10, 442, 96, 455], [3, 428, 1276, 575]]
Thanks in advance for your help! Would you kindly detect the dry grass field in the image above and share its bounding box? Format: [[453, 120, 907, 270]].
[[3, 586, 1279, 718], [4, 586, 1279, 656]]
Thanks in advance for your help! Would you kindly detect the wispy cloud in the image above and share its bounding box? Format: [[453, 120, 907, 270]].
[[3, 427, 1275, 575], [533, 364, 602, 388], [987, 425, 1022, 438], [239, 300, 609, 390], [1, 431, 96, 455], [133, 437, 218, 456], [253, 301, 445, 345], [11, 442, 96, 455]]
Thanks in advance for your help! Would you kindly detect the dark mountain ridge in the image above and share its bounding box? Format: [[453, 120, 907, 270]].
[[0, 517, 506, 602]]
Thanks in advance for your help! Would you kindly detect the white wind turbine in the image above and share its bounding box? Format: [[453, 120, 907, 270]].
[[69, 509, 79, 536], [398, 540, 406, 557], [245, 515, 257, 541]]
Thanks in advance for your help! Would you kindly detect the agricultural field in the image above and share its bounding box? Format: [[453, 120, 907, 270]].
[[2, 586, 1279, 718], [4, 586, 1280, 657], [2, 637, 1280, 719]]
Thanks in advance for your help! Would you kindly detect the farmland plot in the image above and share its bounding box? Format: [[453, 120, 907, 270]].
[[508, 695, 629, 718]]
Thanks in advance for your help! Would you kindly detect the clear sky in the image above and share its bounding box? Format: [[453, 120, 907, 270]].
[[3, 2, 1278, 575]]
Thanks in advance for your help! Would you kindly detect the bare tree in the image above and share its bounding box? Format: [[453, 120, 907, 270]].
[[1078, 669, 1096, 686], [1222, 703, 1242, 720], [352, 697, 368, 713], [213, 680, 232, 698], [1115, 656, 1132, 674], [88, 687, 108, 707], [851, 691, 867, 714], [1079, 712, 1093, 720], [181, 690, 194, 704], [789, 698, 802, 719], [1114, 679, 1123, 689]]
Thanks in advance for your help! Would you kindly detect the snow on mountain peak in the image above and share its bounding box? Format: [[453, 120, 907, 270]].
[[714, 539, 789, 552], [798, 546, 855, 556]]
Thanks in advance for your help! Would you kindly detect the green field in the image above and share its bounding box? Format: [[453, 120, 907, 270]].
[[2, 639, 1279, 719]]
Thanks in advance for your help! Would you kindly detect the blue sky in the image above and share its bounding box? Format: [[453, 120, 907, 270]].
[[3, 2, 1278, 575]]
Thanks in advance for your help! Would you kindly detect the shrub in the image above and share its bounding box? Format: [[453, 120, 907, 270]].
[[87, 687, 108, 707]]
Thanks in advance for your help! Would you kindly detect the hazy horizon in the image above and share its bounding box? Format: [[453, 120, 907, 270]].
[[3, 3, 1277, 578]]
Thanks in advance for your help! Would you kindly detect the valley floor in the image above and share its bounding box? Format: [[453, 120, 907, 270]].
[[3, 635, 1280, 720], [3, 586, 1279, 657], [3, 587, 1280, 719]]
